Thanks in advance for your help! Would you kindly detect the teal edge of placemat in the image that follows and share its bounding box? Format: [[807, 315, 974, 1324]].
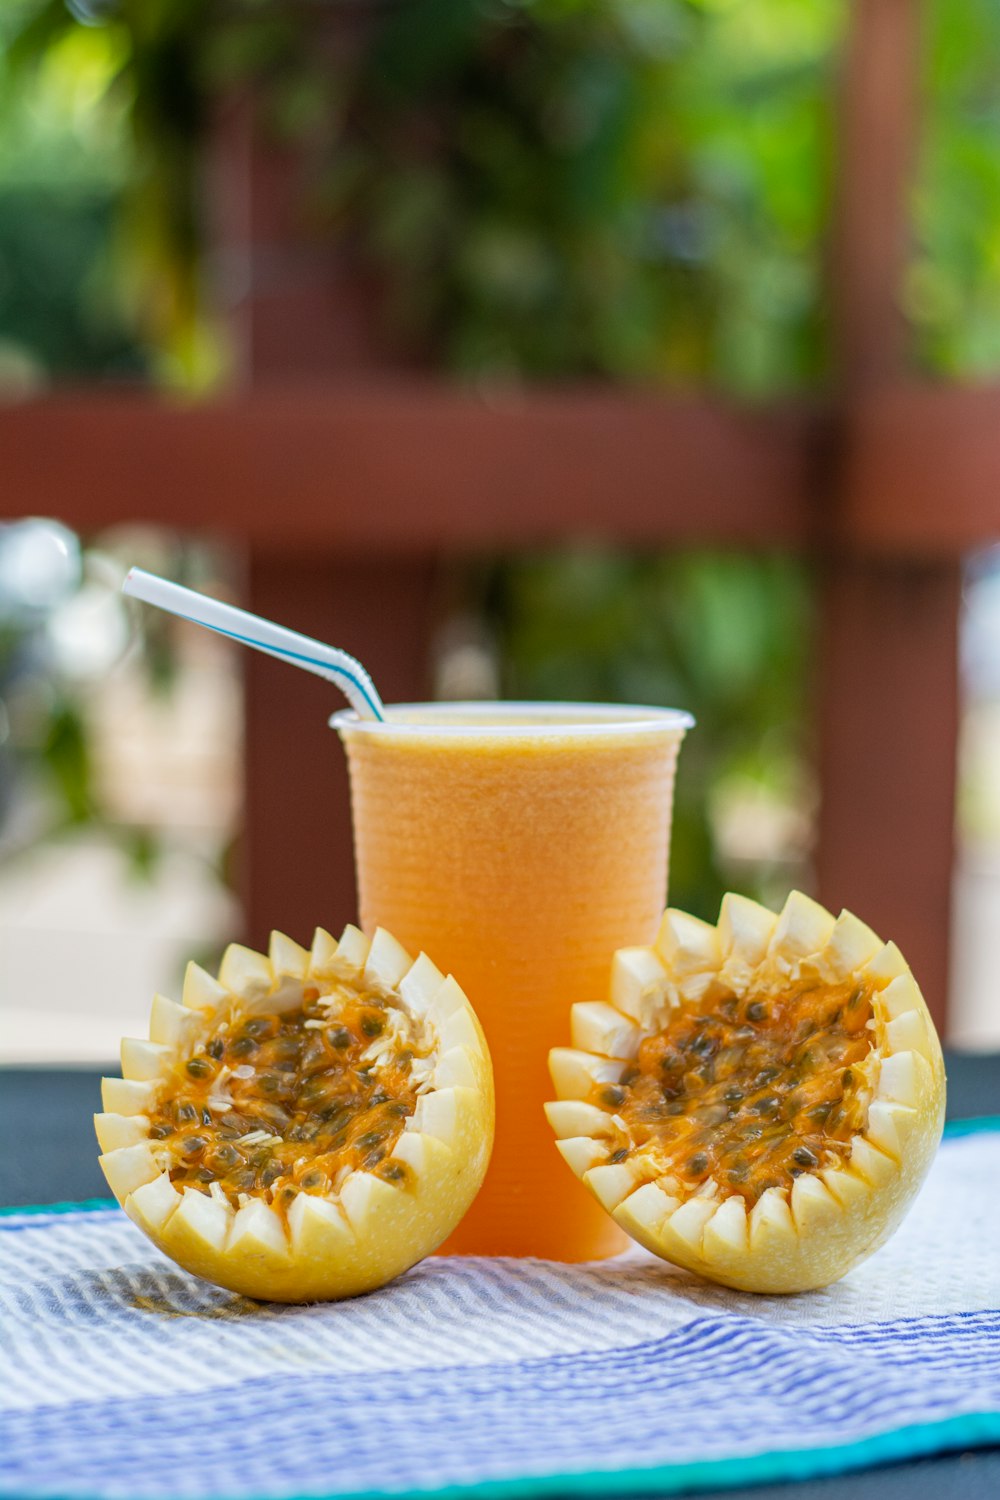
[[1, 1118, 998, 1499], [2, 1412, 1000, 1500], [941, 1113, 1000, 1138], [0, 1197, 117, 1218], [2, 1114, 998, 1220]]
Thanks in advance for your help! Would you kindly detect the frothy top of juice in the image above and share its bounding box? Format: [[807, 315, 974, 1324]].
[[332, 701, 694, 737]]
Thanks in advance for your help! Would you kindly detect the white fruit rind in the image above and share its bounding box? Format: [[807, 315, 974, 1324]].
[[98, 927, 494, 1302], [547, 891, 946, 1294]]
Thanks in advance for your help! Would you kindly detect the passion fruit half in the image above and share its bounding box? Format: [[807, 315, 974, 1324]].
[[95, 925, 494, 1302], [546, 891, 945, 1293]]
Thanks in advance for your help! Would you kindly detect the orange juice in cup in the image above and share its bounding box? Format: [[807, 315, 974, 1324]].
[[333, 702, 693, 1261]]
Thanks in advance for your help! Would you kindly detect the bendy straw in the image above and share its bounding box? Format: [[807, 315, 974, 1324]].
[[122, 567, 384, 721]]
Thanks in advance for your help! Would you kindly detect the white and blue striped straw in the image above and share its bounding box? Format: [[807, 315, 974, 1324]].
[[121, 567, 385, 721]]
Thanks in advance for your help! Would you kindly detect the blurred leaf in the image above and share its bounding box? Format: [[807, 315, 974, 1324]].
[[41, 700, 92, 824], [914, 0, 1000, 378], [119, 823, 161, 882]]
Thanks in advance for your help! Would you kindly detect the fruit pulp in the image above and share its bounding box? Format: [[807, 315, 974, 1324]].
[[602, 973, 876, 1205], [335, 702, 691, 1260], [145, 984, 425, 1213]]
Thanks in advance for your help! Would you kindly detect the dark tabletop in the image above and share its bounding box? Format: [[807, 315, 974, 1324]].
[[1, 1051, 997, 1500]]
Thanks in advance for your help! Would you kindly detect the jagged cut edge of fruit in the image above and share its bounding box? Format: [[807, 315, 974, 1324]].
[[96, 925, 494, 1302], [545, 890, 946, 1294]]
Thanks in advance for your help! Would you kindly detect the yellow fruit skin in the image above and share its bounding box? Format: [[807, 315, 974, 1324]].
[[98, 927, 494, 1303], [614, 1109, 944, 1295], [123, 1116, 491, 1303], [548, 892, 947, 1294]]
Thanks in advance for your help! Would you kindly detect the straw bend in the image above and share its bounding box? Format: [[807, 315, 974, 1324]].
[[122, 567, 384, 721]]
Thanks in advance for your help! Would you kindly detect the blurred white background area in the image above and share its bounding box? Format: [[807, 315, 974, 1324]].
[[0, 519, 241, 1064], [951, 545, 1000, 1048]]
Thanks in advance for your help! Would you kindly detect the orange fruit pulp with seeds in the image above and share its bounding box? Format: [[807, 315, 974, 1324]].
[[335, 702, 692, 1260], [146, 985, 424, 1211], [598, 973, 877, 1207]]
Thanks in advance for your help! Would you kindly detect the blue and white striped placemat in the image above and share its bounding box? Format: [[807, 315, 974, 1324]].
[[1, 1120, 998, 1500]]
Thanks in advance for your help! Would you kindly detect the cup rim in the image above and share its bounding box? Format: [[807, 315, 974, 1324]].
[[330, 700, 695, 738]]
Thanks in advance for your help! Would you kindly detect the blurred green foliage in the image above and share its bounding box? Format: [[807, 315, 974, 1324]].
[[0, 5, 144, 382], [0, 0, 215, 386], [0, 187, 143, 381], [6, 0, 1000, 388], [2, 0, 841, 393], [911, 0, 1000, 377], [326, 0, 840, 392]]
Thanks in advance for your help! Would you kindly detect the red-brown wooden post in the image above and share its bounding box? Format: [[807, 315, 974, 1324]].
[[208, 85, 437, 950], [243, 553, 436, 948], [819, 0, 958, 1033]]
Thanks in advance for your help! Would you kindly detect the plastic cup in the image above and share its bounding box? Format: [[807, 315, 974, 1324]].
[[332, 701, 693, 1261]]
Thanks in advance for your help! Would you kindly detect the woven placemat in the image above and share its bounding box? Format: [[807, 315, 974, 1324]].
[[1, 1121, 998, 1500]]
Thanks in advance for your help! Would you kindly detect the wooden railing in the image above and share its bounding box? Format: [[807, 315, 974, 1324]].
[[1, 0, 998, 1034]]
